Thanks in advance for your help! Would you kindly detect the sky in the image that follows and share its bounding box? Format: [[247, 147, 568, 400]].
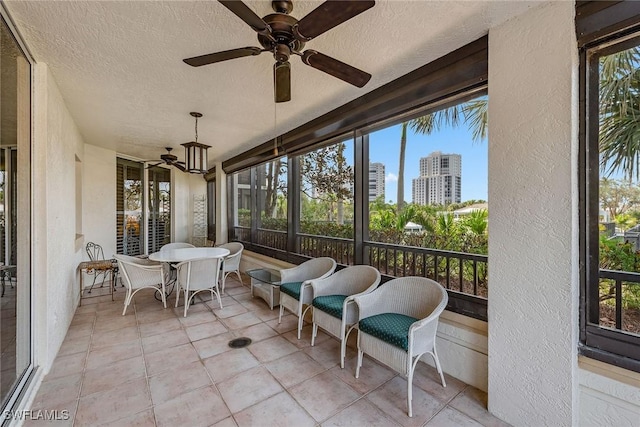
[[367, 122, 488, 204]]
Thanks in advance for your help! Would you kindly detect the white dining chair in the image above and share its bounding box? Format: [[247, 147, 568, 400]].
[[217, 242, 244, 293], [160, 242, 196, 251], [114, 254, 168, 315], [174, 256, 224, 317]]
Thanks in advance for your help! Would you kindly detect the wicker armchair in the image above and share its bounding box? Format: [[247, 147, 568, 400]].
[[354, 276, 448, 417], [217, 242, 244, 293], [114, 254, 168, 315], [160, 242, 196, 251], [174, 257, 224, 317], [278, 257, 337, 339], [310, 265, 381, 368]]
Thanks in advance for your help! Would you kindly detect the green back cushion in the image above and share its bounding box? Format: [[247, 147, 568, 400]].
[[359, 313, 418, 351], [313, 295, 348, 319], [280, 281, 304, 300]]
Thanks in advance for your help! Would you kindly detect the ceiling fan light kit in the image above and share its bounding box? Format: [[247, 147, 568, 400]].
[[184, 0, 375, 103]]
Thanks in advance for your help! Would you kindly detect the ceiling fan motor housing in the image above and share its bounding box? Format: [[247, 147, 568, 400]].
[[258, 13, 305, 60]]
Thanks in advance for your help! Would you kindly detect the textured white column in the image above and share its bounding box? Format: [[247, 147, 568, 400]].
[[487, 2, 578, 426]]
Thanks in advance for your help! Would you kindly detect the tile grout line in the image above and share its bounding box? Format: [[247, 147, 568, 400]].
[[133, 298, 159, 427], [69, 307, 97, 427], [420, 383, 470, 426]]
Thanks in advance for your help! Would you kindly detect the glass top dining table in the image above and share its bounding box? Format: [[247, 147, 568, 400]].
[[148, 247, 230, 263]]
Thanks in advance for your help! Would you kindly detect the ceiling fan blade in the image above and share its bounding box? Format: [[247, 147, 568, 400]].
[[218, 0, 270, 33], [183, 47, 263, 67], [274, 61, 291, 103], [294, 0, 375, 41], [301, 50, 371, 88], [146, 162, 162, 169], [174, 163, 187, 173]]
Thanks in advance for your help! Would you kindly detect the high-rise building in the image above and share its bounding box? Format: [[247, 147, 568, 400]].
[[412, 152, 461, 205], [369, 162, 385, 202]]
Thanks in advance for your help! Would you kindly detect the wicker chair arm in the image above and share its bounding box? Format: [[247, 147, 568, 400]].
[[409, 318, 439, 354], [279, 264, 306, 284], [309, 274, 344, 297], [407, 289, 447, 353], [353, 291, 390, 320], [222, 250, 242, 271], [280, 257, 336, 284]]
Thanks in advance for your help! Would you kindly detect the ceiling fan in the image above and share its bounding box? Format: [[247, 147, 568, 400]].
[[183, 0, 375, 103], [146, 147, 186, 172]]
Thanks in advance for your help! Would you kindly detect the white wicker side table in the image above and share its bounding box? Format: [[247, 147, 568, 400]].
[[247, 268, 282, 310]]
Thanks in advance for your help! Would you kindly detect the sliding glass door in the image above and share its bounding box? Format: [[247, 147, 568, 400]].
[[0, 10, 32, 411], [147, 167, 171, 253], [116, 159, 144, 256]]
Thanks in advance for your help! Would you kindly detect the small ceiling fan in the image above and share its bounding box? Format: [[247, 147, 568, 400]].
[[183, 0, 375, 102], [146, 147, 186, 172]]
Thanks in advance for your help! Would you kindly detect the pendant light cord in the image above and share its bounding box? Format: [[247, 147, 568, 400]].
[[273, 101, 278, 155]]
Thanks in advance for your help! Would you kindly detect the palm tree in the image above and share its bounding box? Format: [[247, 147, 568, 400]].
[[397, 122, 408, 212], [396, 98, 488, 213], [599, 47, 640, 180]]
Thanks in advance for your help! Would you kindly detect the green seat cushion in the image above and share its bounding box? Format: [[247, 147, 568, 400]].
[[280, 281, 304, 300], [359, 313, 418, 351], [313, 295, 348, 319]]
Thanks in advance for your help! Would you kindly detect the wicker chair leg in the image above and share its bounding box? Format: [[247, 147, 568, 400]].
[[311, 323, 318, 346], [407, 369, 413, 418], [221, 272, 227, 294], [160, 287, 167, 309], [298, 304, 313, 339], [430, 346, 447, 387], [341, 325, 356, 369], [214, 288, 223, 309], [355, 349, 363, 378], [122, 290, 132, 315], [184, 291, 190, 317]]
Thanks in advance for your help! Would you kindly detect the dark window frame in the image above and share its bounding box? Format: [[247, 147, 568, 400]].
[[225, 36, 489, 321], [578, 1, 640, 373]]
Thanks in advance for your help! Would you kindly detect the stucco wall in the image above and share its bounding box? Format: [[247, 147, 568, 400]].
[[82, 144, 116, 257], [578, 358, 640, 427], [32, 68, 201, 372], [33, 64, 86, 373], [487, 2, 578, 426]]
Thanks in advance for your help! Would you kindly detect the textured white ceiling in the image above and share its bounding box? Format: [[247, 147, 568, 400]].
[[5, 0, 541, 165]]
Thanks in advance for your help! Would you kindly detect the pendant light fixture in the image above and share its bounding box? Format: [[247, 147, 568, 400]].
[[181, 112, 211, 174]]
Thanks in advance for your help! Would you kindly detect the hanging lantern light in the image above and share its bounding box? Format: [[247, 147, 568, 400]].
[[181, 112, 211, 174]]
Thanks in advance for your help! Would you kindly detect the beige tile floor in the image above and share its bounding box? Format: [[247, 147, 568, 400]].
[[27, 275, 510, 427]]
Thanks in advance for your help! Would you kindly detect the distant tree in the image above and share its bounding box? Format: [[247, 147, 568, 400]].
[[124, 180, 142, 211], [263, 159, 287, 218], [300, 142, 353, 224], [599, 177, 640, 219]]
